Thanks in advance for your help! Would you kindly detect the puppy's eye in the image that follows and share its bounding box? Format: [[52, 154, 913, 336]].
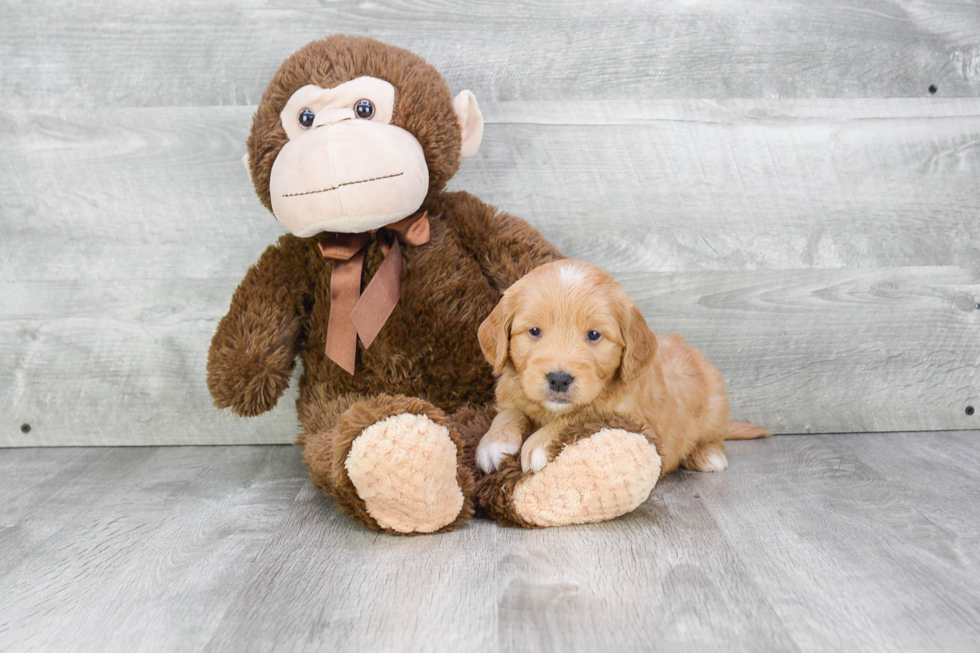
[[587, 330, 602, 342], [528, 327, 542, 338], [298, 108, 315, 129]]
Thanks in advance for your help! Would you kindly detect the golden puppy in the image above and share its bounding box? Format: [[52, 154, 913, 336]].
[[476, 260, 768, 476]]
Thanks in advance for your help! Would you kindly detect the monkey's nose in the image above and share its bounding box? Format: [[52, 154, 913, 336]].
[[312, 108, 356, 128], [546, 372, 574, 393]]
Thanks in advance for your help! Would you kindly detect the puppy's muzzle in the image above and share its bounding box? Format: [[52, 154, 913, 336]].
[[546, 371, 574, 394]]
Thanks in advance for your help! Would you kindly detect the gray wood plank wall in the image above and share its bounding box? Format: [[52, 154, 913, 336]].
[[2, 1, 978, 445]]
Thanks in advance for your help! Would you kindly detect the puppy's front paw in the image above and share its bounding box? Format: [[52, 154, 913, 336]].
[[521, 444, 552, 473], [477, 437, 520, 473], [477, 414, 526, 473]]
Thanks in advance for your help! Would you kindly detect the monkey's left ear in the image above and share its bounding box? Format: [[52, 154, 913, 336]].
[[453, 90, 484, 158]]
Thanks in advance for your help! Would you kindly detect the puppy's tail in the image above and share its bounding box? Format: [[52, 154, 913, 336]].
[[726, 421, 772, 440]]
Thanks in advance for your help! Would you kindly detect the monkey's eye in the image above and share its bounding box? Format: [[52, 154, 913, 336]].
[[354, 99, 375, 120], [528, 327, 542, 338], [587, 330, 602, 342], [298, 109, 315, 129]]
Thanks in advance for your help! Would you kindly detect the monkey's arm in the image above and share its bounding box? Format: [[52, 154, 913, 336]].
[[439, 191, 564, 292], [207, 237, 311, 417]]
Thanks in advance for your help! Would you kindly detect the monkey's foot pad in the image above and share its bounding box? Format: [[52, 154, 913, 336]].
[[513, 429, 662, 527], [345, 413, 464, 534]]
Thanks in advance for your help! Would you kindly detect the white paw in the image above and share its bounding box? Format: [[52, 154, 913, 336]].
[[523, 446, 551, 473], [701, 450, 729, 472], [477, 438, 520, 473]]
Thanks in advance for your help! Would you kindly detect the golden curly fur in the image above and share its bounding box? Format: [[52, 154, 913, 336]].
[[476, 260, 769, 476]]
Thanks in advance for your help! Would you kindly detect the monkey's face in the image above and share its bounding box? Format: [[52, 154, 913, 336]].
[[268, 76, 429, 236]]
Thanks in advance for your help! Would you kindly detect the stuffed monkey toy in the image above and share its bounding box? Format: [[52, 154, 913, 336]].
[[207, 36, 663, 533]]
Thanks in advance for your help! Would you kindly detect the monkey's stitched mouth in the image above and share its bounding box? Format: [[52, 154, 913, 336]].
[[282, 172, 404, 198]]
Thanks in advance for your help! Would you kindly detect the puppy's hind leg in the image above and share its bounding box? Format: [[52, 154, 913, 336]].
[[681, 421, 768, 473], [680, 441, 729, 473]]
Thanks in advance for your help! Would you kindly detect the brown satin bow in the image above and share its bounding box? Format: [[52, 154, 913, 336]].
[[317, 211, 430, 374]]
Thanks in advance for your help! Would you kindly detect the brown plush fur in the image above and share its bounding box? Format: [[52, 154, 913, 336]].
[[478, 260, 770, 477], [207, 191, 561, 418], [207, 36, 563, 532], [301, 393, 477, 534]]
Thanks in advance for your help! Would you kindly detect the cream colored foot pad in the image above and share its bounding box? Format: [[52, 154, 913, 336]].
[[346, 413, 463, 534], [513, 429, 661, 527]]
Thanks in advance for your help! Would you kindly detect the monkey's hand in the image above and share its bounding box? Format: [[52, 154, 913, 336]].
[[206, 240, 308, 417], [207, 304, 299, 417]]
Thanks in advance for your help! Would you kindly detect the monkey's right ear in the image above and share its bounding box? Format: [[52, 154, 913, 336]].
[[453, 90, 484, 159], [242, 153, 253, 185]]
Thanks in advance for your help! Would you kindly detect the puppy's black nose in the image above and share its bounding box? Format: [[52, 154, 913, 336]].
[[547, 372, 574, 393]]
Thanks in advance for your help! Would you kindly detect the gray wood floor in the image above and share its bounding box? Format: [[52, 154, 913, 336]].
[[2, 433, 978, 652]]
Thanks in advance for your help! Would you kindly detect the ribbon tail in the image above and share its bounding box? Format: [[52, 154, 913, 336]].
[[325, 250, 365, 375], [350, 238, 402, 349]]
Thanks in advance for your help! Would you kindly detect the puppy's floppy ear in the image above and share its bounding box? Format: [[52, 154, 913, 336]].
[[619, 302, 658, 385], [478, 295, 514, 375]]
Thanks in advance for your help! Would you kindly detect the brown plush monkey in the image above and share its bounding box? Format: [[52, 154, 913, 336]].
[[207, 36, 662, 533]]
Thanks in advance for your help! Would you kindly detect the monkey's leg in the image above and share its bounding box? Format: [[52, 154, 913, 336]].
[[300, 394, 475, 534], [476, 412, 662, 528]]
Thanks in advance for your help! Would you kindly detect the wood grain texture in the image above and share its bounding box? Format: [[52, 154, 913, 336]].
[[3, 101, 977, 278], [1, 266, 976, 445], [695, 432, 980, 652], [2, 100, 977, 444], [623, 266, 980, 434], [201, 485, 498, 653], [2, 435, 980, 651], [463, 99, 980, 274], [0, 447, 310, 651], [2, 0, 980, 110]]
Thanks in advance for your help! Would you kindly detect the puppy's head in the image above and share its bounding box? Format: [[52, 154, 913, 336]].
[[478, 260, 657, 414]]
